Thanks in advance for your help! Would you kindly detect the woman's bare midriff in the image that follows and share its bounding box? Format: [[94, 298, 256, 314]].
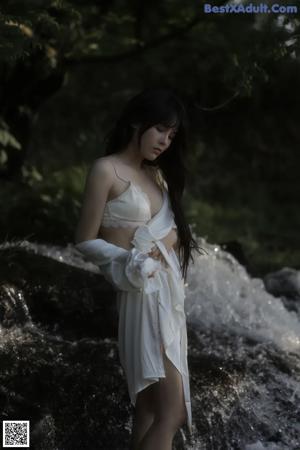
[[98, 225, 140, 251], [98, 225, 179, 259]]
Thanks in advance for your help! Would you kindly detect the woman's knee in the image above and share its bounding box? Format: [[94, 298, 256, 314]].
[[153, 412, 186, 433], [155, 407, 187, 431]]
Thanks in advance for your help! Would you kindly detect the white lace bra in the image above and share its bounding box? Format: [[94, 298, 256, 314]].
[[101, 163, 165, 228]]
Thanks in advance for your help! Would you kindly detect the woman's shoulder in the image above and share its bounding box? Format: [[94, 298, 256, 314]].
[[93, 155, 114, 165], [87, 157, 115, 183], [92, 156, 115, 172]]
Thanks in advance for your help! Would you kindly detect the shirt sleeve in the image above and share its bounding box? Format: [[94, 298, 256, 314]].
[[75, 239, 162, 293]]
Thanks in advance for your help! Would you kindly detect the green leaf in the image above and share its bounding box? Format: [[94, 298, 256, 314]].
[[0, 129, 22, 150]]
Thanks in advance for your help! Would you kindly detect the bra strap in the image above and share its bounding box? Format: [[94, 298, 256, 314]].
[[109, 159, 130, 185]]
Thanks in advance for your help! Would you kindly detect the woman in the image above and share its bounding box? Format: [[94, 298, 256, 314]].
[[75, 88, 205, 450]]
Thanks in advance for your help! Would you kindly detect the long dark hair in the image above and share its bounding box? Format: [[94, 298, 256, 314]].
[[103, 87, 207, 281]]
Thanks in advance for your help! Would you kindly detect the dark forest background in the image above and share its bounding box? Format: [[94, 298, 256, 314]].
[[1, 0, 299, 276]]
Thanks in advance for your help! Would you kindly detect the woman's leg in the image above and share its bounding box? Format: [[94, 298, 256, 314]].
[[130, 383, 156, 450], [138, 348, 187, 450]]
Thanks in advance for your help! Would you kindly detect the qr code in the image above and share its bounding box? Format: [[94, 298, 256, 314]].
[[2, 421, 30, 448]]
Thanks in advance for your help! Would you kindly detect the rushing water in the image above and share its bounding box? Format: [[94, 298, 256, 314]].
[[186, 238, 300, 353], [0, 238, 299, 449]]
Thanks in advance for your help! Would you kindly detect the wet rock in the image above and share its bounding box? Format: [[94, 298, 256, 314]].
[[264, 267, 300, 300]]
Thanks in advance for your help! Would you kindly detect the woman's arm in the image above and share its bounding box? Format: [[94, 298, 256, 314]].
[[75, 238, 162, 293], [75, 159, 162, 292], [147, 227, 179, 270], [75, 158, 113, 244]]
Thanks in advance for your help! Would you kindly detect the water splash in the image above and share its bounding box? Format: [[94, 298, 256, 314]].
[[185, 237, 300, 354]]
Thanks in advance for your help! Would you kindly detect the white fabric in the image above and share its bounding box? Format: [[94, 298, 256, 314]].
[[74, 238, 162, 294], [102, 181, 151, 228], [75, 188, 193, 434]]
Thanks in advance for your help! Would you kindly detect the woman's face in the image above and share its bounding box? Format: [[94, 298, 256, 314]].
[[138, 124, 178, 160]]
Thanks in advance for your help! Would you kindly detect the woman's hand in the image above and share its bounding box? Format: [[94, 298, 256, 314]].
[[147, 246, 165, 277], [147, 228, 178, 277]]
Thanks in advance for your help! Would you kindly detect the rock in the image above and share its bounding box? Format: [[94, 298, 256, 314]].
[[264, 267, 300, 300]]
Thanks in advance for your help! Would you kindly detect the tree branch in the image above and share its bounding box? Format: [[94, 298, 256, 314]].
[[64, 16, 201, 66], [194, 90, 240, 112]]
